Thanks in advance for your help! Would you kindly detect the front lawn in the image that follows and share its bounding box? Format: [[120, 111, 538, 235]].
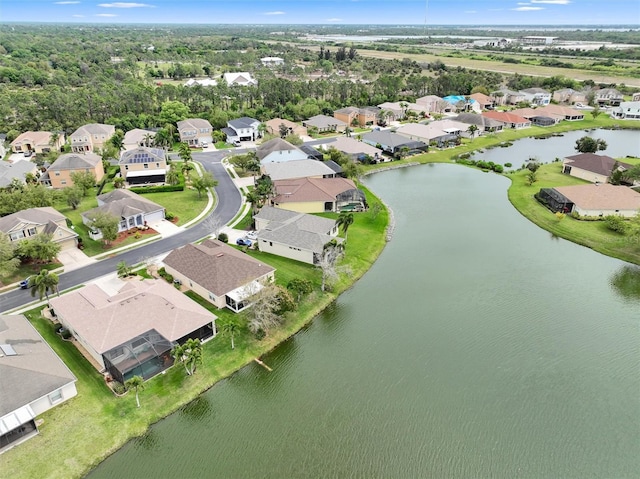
[[143, 187, 209, 226], [0, 262, 60, 289]]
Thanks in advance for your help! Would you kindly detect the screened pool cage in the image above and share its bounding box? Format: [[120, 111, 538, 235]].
[[103, 329, 174, 384], [337, 188, 368, 211], [537, 188, 573, 214]]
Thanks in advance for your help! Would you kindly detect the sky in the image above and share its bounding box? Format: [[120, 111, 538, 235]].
[[0, 0, 638, 25]]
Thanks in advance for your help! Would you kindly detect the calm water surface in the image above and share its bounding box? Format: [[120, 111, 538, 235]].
[[89, 163, 640, 478]]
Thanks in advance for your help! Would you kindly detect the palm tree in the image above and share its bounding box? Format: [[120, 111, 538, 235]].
[[171, 338, 203, 376], [467, 124, 479, 139], [125, 375, 144, 408], [220, 319, 239, 350], [142, 133, 154, 147], [336, 212, 354, 241], [30, 269, 59, 303]]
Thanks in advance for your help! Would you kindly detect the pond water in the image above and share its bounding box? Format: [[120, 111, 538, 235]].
[[88, 163, 640, 478], [473, 128, 640, 169]]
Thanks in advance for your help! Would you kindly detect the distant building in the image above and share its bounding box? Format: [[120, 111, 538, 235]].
[[70, 123, 116, 153], [519, 36, 557, 45], [223, 72, 257, 87], [260, 57, 284, 67]]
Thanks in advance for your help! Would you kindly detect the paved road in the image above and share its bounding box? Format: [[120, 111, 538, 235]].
[[0, 160, 241, 313]]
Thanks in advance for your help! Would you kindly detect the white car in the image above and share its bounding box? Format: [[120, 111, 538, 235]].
[[246, 231, 258, 240]]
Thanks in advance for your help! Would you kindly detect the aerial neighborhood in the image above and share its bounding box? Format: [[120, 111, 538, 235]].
[[0, 25, 639, 479]]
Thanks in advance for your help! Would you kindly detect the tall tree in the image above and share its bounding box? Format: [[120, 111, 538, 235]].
[[467, 124, 479, 139], [575, 136, 607, 153], [17, 234, 61, 263], [70, 170, 96, 197], [63, 186, 84, 210], [171, 338, 203, 376], [336, 212, 354, 241], [124, 375, 144, 408], [220, 318, 239, 350], [30, 269, 59, 302], [0, 235, 20, 280], [190, 171, 217, 199], [90, 212, 119, 246]]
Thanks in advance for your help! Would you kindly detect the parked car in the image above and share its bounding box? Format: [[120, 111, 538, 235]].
[[246, 231, 258, 241], [200, 141, 208, 148], [19, 277, 32, 289], [236, 237, 252, 247], [23, 150, 33, 157], [232, 140, 241, 147]]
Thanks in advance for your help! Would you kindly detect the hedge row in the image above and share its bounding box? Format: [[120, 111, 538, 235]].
[[130, 184, 185, 194]]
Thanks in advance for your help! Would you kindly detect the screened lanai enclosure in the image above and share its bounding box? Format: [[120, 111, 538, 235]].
[[103, 329, 174, 384], [337, 188, 368, 212], [537, 188, 574, 214]]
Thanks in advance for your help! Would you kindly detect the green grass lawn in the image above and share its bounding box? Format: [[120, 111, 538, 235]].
[[0, 262, 60, 290], [507, 162, 640, 265], [143, 187, 209, 226]]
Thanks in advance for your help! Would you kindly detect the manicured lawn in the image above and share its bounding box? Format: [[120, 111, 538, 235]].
[[507, 162, 640, 265], [142, 187, 209, 226], [0, 262, 60, 289]]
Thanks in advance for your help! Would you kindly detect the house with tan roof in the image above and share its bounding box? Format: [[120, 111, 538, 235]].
[[562, 153, 632, 184], [415, 95, 450, 113], [0, 314, 77, 454], [453, 113, 504, 133], [510, 107, 562, 126], [490, 88, 526, 106], [10, 131, 65, 155], [119, 147, 167, 185], [163, 239, 275, 312], [49, 279, 217, 383], [594, 88, 623, 107], [538, 184, 640, 218], [469, 93, 495, 110], [40, 152, 104, 189], [177, 118, 213, 147], [0, 207, 78, 251], [70, 123, 115, 153], [262, 159, 339, 181], [333, 106, 379, 127], [303, 115, 347, 133], [538, 104, 585, 121], [265, 118, 307, 138], [254, 206, 341, 265], [81, 189, 165, 236], [552, 88, 588, 105], [123, 129, 156, 150], [256, 138, 308, 164], [482, 111, 531, 129], [378, 101, 430, 121], [396, 119, 471, 147], [271, 177, 366, 213], [325, 136, 383, 162]]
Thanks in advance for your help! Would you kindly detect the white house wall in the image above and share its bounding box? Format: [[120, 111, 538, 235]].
[[574, 207, 638, 218], [29, 382, 78, 416], [258, 239, 315, 264]]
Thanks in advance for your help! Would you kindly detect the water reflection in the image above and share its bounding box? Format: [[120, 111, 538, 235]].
[[179, 395, 213, 423], [133, 430, 159, 452], [609, 265, 640, 301]]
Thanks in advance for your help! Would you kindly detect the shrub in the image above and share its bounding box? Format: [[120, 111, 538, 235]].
[[254, 328, 266, 340], [112, 381, 127, 395], [130, 184, 184, 194], [157, 267, 174, 284], [217, 232, 228, 243], [504, 162, 512, 168], [605, 215, 627, 234], [165, 212, 175, 221]]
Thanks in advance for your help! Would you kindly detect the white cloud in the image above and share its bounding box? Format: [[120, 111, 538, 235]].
[[96, 13, 118, 16], [512, 6, 544, 10], [517, 2, 530, 4], [55, 1, 81, 4], [531, 0, 570, 3], [264, 11, 285, 15], [98, 2, 153, 7], [325, 18, 343, 22]]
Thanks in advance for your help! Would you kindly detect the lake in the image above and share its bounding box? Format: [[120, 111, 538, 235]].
[[88, 162, 640, 478]]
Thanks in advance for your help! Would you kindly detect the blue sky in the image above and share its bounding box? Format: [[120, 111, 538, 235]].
[[1, 0, 638, 25]]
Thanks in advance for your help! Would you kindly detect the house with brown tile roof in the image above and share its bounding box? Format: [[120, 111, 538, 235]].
[[0, 207, 78, 251], [271, 177, 366, 213], [163, 239, 275, 312], [265, 118, 307, 138], [540, 184, 640, 218], [469, 93, 495, 110], [562, 153, 632, 184], [0, 314, 77, 454], [538, 104, 584, 121], [49, 279, 217, 383], [482, 111, 531, 129]]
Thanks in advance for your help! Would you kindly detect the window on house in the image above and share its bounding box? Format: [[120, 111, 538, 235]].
[[61, 180, 66, 185], [209, 292, 216, 301], [144, 164, 148, 169], [27, 227, 37, 236], [55, 172, 60, 176], [49, 390, 63, 404]]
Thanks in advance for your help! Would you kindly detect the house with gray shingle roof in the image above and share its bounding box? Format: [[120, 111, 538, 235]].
[[256, 138, 308, 164], [0, 160, 38, 189], [225, 117, 261, 143], [177, 118, 213, 147], [40, 152, 104, 189], [49, 279, 217, 383], [0, 314, 77, 454], [562, 153, 632, 184], [262, 159, 339, 181], [119, 147, 167, 185], [81, 189, 165, 236], [70, 123, 116, 153], [303, 115, 347, 133], [254, 206, 340, 264], [453, 113, 504, 132], [0, 207, 78, 251], [163, 239, 275, 312], [123, 128, 156, 150], [361, 130, 427, 155]]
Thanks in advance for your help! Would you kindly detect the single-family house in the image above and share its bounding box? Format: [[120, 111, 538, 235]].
[[415, 95, 451, 113], [0, 161, 38, 189], [299, 144, 325, 161], [490, 88, 525, 106], [82, 189, 165, 236], [594, 88, 623, 107], [260, 57, 284, 67], [303, 115, 347, 133], [271, 177, 366, 213], [177, 118, 212, 147], [562, 153, 632, 184], [254, 206, 341, 265], [262, 159, 338, 181], [333, 106, 380, 127], [453, 113, 504, 133], [0, 207, 78, 250], [49, 279, 217, 383], [552, 88, 588, 105], [377, 101, 429, 121], [538, 184, 640, 218], [396, 119, 471, 147], [39, 152, 104, 189], [510, 107, 563, 125], [611, 101, 640, 120], [119, 147, 167, 185], [325, 136, 383, 162], [70, 124, 116, 153], [482, 111, 531, 129], [10, 131, 65, 155], [520, 88, 552, 106], [469, 93, 495, 110], [265, 118, 307, 138], [163, 239, 275, 313], [123, 129, 156, 150], [256, 138, 307, 164], [442, 96, 481, 113], [538, 104, 585, 121], [632, 92, 640, 102], [224, 117, 261, 143], [0, 314, 77, 454], [183, 78, 218, 87], [223, 72, 257, 87], [361, 130, 428, 155]]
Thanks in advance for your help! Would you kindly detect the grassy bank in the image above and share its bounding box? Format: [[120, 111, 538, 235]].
[[0, 190, 389, 479]]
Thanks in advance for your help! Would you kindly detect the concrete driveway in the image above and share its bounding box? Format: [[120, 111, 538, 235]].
[[148, 219, 182, 238], [58, 248, 96, 271]]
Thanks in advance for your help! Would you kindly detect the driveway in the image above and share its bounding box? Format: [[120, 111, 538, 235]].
[[57, 248, 96, 272], [148, 219, 182, 238]]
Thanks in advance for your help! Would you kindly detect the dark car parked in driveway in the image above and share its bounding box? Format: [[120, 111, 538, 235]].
[[236, 237, 252, 247]]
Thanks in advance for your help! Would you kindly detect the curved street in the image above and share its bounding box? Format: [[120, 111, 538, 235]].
[[0, 155, 241, 313]]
